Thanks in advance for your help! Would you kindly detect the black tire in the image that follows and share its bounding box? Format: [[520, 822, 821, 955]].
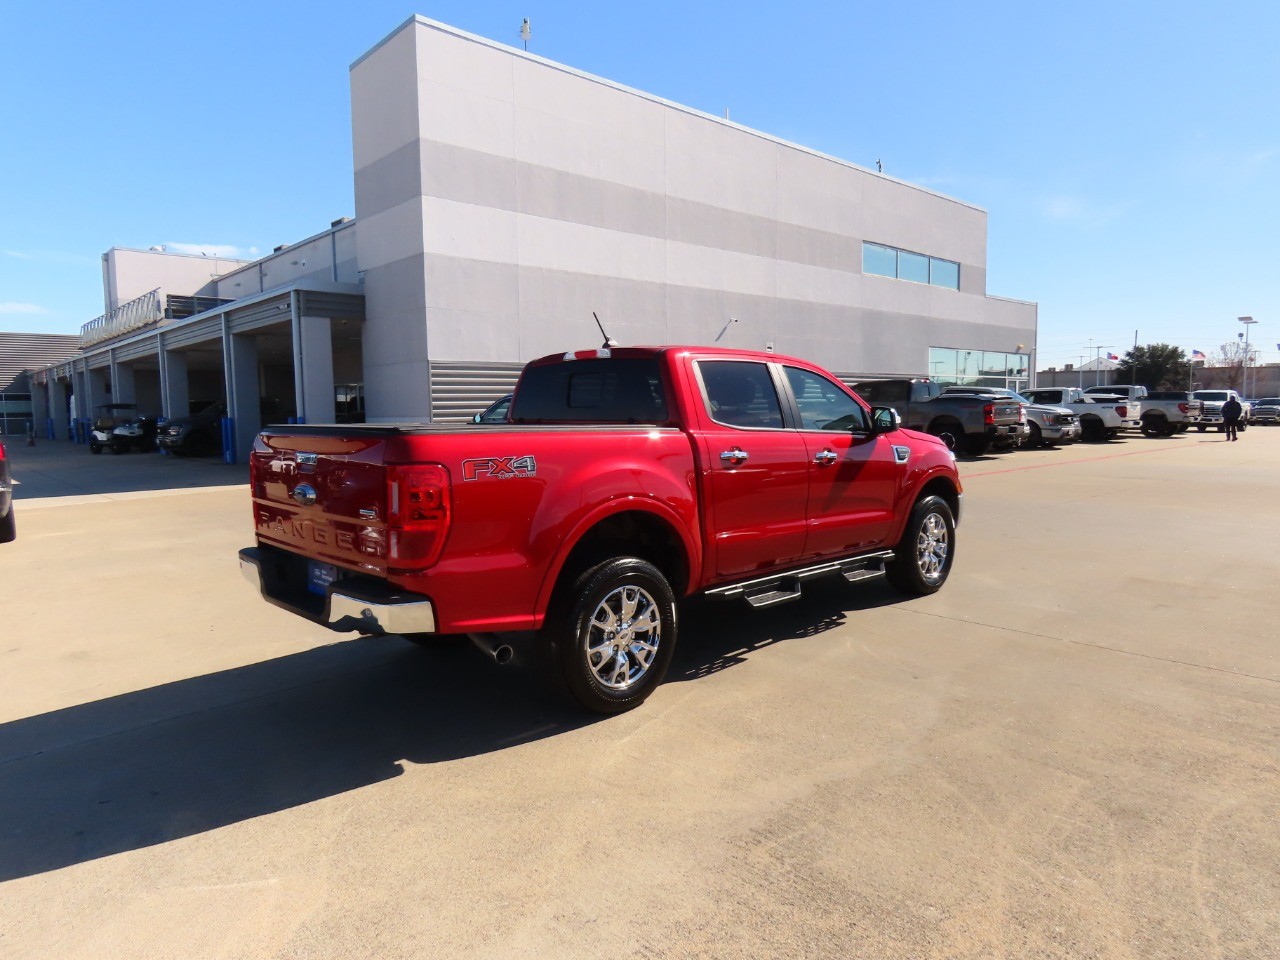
[[963, 436, 991, 457], [1027, 422, 1043, 448], [538, 557, 677, 715], [928, 420, 964, 453], [1239, 422, 1248, 433], [1177, 424, 1189, 433], [1105, 429, 1119, 441], [0, 509, 14, 544], [1142, 416, 1166, 438], [886, 496, 956, 596], [1082, 418, 1105, 442], [1196, 424, 1207, 433]]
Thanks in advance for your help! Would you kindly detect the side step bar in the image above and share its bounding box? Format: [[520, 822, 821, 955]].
[[704, 550, 896, 609]]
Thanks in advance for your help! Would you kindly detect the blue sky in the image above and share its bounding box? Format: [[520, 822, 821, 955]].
[[2, 1, 1276, 369]]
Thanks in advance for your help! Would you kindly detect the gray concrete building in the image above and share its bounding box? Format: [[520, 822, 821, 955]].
[[32, 14, 1035, 459]]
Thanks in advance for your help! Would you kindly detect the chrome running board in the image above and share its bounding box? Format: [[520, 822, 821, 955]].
[[705, 550, 895, 608]]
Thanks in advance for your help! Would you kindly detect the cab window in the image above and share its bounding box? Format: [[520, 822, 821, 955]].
[[698, 361, 785, 429], [784, 367, 869, 432]]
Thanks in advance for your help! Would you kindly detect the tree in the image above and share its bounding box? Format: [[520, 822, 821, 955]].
[[1116, 343, 1190, 390], [1210, 341, 1256, 392]]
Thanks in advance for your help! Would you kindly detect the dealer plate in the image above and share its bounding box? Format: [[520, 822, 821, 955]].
[[308, 561, 342, 596]]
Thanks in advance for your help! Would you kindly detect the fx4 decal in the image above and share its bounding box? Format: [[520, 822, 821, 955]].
[[462, 455, 538, 481]]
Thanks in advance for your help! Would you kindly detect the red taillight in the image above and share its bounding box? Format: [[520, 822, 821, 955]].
[[386, 465, 451, 571], [1178, 403, 1189, 414], [1116, 405, 1128, 418], [0, 443, 6, 461], [1018, 403, 1027, 424], [983, 403, 995, 426]]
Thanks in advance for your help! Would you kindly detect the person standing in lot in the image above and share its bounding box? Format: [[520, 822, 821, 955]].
[[1222, 395, 1243, 441]]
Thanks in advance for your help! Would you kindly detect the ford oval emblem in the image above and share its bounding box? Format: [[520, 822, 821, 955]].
[[292, 483, 318, 507]]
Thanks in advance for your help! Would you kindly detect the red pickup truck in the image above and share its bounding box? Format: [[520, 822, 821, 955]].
[[240, 346, 962, 713]]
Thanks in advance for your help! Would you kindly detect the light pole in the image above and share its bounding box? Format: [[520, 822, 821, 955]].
[[1093, 345, 1111, 387], [1238, 316, 1257, 399]]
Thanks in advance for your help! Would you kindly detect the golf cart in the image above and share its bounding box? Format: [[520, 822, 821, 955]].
[[89, 404, 158, 454], [111, 414, 159, 453], [89, 404, 138, 454]]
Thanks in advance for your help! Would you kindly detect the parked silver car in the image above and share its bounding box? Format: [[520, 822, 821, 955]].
[[941, 386, 1080, 447]]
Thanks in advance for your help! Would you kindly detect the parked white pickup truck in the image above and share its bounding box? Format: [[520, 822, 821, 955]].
[[1022, 387, 1141, 441], [1191, 390, 1251, 432], [1083, 385, 1202, 436]]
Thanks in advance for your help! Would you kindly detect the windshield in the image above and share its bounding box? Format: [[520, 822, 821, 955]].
[[1195, 391, 1229, 402]]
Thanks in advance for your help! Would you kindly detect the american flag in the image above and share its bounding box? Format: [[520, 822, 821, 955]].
[[1107, 352, 1119, 361], [1192, 349, 1207, 360]]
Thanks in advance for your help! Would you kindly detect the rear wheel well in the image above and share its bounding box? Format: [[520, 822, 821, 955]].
[[555, 511, 691, 602]]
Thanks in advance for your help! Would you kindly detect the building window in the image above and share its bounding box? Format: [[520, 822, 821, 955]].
[[928, 348, 1029, 392], [929, 258, 959, 289], [862, 242, 960, 291], [0, 391, 33, 436], [862, 243, 897, 279]]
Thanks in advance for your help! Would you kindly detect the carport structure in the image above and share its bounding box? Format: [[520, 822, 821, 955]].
[[32, 283, 365, 462]]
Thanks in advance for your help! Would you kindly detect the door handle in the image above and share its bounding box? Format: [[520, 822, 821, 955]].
[[720, 448, 749, 464], [814, 450, 838, 464]]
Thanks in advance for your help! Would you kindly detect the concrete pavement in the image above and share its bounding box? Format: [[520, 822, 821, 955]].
[[0, 430, 1276, 959]]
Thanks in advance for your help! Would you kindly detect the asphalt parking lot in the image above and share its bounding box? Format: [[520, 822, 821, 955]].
[[2, 431, 1276, 959]]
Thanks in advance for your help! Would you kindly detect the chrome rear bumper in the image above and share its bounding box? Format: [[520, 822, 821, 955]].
[[239, 546, 437, 635]]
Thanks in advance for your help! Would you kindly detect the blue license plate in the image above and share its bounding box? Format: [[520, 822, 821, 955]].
[[308, 561, 341, 596]]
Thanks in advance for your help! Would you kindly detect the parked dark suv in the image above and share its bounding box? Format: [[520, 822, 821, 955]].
[[157, 402, 226, 456]]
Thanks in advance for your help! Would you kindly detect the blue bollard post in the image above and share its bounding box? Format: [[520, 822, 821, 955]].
[[222, 417, 236, 464]]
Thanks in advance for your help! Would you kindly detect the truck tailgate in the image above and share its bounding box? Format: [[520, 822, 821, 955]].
[[989, 400, 1022, 424], [251, 428, 396, 577]]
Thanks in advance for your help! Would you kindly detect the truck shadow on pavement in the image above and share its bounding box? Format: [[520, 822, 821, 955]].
[[672, 575, 905, 682], [0, 575, 905, 882]]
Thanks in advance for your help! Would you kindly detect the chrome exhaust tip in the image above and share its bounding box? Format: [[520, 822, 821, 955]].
[[468, 633, 516, 666]]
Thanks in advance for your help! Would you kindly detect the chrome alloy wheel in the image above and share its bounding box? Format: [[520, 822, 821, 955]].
[[586, 584, 662, 691], [915, 512, 949, 583]]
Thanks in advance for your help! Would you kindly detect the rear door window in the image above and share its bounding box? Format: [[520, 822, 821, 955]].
[[697, 361, 785, 429]]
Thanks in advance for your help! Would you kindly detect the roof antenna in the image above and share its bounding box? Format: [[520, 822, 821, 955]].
[[593, 311, 618, 349]]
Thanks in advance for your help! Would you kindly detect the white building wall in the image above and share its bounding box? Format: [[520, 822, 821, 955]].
[[215, 221, 359, 299], [351, 16, 1035, 419], [102, 248, 252, 312]]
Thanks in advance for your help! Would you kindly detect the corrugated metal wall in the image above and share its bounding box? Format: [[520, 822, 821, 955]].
[[0, 332, 80, 391], [429, 360, 524, 422]]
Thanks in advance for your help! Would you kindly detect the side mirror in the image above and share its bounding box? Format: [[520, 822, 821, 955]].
[[472, 413, 483, 424], [870, 406, 900, 433]]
